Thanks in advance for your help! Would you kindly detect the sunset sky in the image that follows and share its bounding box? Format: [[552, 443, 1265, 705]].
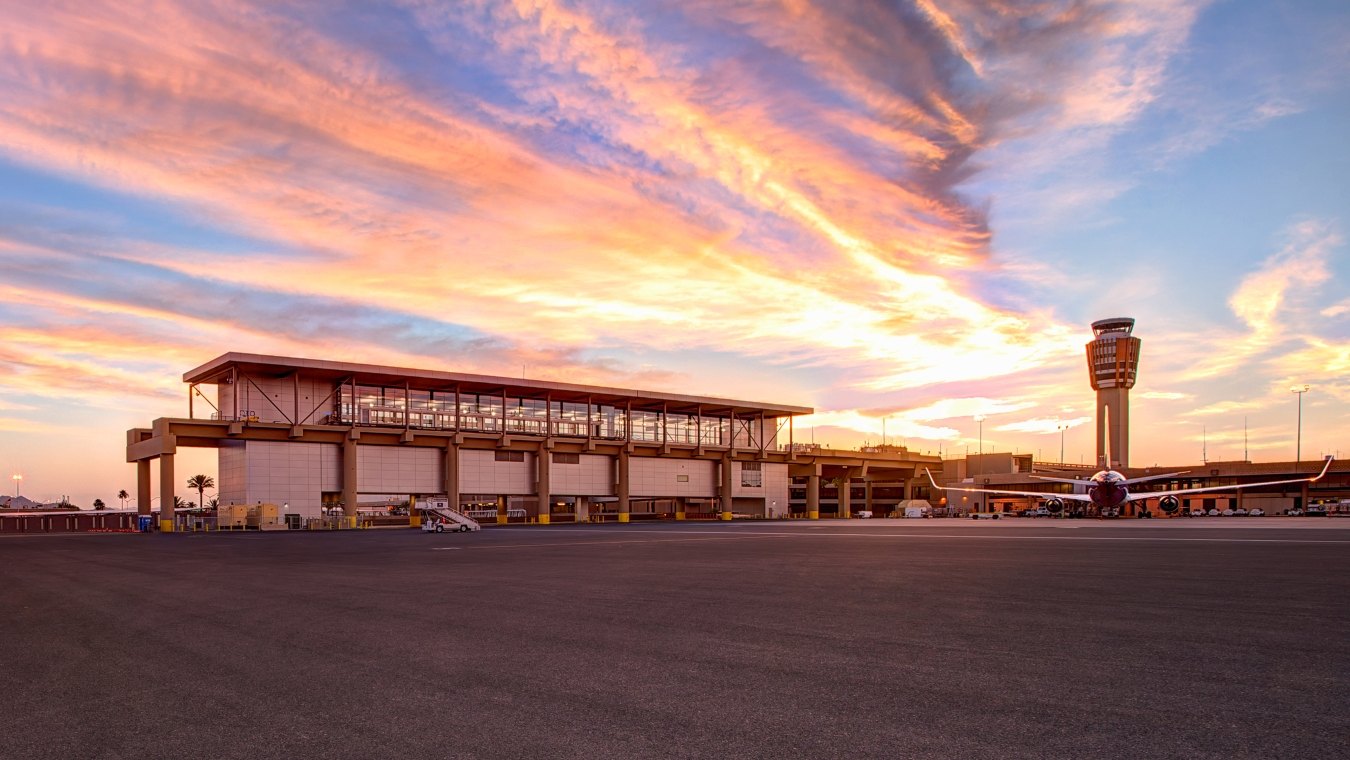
[[2, 0, 1348, 507]]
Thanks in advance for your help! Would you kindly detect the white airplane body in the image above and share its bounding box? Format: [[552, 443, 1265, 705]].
[[924, 456, 1333, 515]]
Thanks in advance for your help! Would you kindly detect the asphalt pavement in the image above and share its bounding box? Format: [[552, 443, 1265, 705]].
[[2, 519, 1347, 759]]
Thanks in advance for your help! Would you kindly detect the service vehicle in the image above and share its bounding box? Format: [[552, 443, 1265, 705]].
[[423, 517, 472, 533]]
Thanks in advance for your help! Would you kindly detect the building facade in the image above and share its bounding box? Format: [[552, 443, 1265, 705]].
[[126, 354, 942, 531]]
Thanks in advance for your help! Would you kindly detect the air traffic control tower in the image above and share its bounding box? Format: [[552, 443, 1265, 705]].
[[1086, 318, 1141, 468]]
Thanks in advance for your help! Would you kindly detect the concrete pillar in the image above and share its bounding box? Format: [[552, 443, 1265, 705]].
[[576, 496, 590, 523], [536, 448, 551, 525], [903, 477, 913, 500], [720, 455, 734, 521], [137, 460, 152, 516], [838, 473, 852, 519], [806, 474, 820, 519], [617, 450, 630, 523], [497, 495, 508, 525], [675, 496, 686, 521], [342, 437, 358, 520], [864, 480, 874, 514], [433, 442, 459, 529], [158, 453, 175, 532]]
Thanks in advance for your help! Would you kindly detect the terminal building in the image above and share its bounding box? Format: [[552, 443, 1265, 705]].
[[127, 353, 941, 530]]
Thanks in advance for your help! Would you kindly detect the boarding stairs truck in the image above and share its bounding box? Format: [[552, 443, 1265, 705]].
[[416, 497, 482, 533]]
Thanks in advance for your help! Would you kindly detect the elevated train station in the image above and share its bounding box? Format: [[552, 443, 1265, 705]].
[[126, 353, 942, 531]]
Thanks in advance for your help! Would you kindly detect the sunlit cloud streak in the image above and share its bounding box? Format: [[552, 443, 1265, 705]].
[[0, 0, 1141, 398]]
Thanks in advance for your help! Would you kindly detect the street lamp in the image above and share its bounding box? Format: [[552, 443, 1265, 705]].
[[1290, 384, 1310, 466], [1058, 424, 1067, 465], [974, 415, 986, 477], [11, 474, 21, 498]]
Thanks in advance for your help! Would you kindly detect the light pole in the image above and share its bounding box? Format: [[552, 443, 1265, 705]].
[[1058, 424, 1066, 465], [1290, 384, 1310, 466], [974, 415, 986, 477], [11, 474, 20, 498]]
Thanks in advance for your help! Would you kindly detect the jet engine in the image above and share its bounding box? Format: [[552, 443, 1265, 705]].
[[1044, 498, 1064, 514], [1158, 495, 1180, 514]]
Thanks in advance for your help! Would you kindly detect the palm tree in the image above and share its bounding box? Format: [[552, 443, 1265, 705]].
[[186, 475, 215, 512], [117, 489, 129, 509]]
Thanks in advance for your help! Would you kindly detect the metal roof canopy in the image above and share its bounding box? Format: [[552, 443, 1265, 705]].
[[183, 353, 813, 417]]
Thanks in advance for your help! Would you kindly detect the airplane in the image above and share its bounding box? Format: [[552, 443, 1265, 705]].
[[924, 455, 1334, 517]]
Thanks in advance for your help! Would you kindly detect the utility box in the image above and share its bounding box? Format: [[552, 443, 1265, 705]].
[[247, 503, 282, 528], [219, 505, 248, 528]]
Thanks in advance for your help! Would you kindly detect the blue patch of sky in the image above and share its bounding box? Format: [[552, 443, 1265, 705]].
[[0, 158, 296, 258], [973, 0, 1350, 328]]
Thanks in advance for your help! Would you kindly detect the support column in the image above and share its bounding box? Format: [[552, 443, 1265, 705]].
[[903, 477, 913, 500], [431, 442, 459, 529], [137, 460, 152, 516], [536, 447, 551, 525], [617, 450, 630, 523], [158, 453, 175, 532], [720, 454, 734, 521], [864, 480, 874, 514], [342, 436, 359, 523], [575, 496, 590, 523], [838, 471, 853, 519], [806, 474, 820, 520]]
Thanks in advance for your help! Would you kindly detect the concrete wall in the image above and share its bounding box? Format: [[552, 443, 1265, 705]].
[[217, 441, 340, 518], [218, 440, 247, 507], [460, 449, 534, 495], [357, 446, 440, 494], [630, 457, 716, 498], [550, 453, 613, 496]]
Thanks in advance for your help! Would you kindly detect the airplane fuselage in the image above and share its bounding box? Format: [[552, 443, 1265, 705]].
[[1087, 471, 1129, 509]]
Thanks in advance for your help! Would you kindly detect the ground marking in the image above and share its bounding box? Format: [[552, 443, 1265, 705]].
[[477, 528, 1350, 545]]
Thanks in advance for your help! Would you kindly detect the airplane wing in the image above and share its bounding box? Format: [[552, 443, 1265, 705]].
[[1120, 471, 1190, 486], [1124, 456, 1334, 502], [1029, 475, 1095, 485], [923, 468, 1095, 503]]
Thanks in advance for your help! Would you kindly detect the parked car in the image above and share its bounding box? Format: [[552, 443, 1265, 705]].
[[1249, 508, 1265, 517], [1287, 508, 1304, 516], [970, 512, 1000, 520], [856, 510, 873, 519], [1221, 508, 1235, 516], [1234, 508, 1249, 517], [1189, 509, 1205, 517], [1305, 506, 1328, 517], [1207, 509, 1220, 516]]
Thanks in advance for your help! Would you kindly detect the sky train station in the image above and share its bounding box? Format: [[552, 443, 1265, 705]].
[[124, 353, 943, 531]]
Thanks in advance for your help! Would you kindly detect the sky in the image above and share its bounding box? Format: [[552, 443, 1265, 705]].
[[1, 0, 1348, 507]]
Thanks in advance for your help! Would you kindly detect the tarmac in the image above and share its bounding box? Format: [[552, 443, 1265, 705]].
[[2, 518, 1347, 759]]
